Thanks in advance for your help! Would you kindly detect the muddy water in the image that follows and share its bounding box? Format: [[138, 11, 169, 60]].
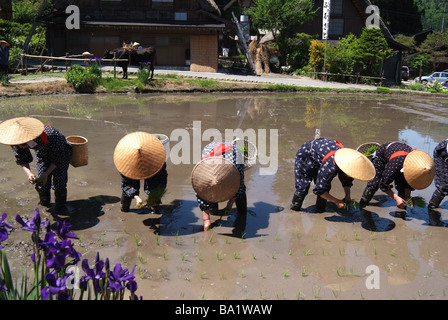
[[0, 93, 447, 300]]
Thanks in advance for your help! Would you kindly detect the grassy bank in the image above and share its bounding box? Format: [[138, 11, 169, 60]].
[[1, 71, 446, 97]]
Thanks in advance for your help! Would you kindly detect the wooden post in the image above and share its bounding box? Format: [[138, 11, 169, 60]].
[[113, 52, 117, 78]]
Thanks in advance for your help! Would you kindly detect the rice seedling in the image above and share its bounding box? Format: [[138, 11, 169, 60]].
[[147, 186, 167, 207], [288, 249, 292, 256], [406, 196, 427, 208], [219, 273, 225, 280], [363, 144, 378, 157], [181, 252, 189, 262], [313, 286, 321, 299], [283, 270, 288, 278], [155, 232, 160, 246], [301, 267, 307, 277], [241, 269, 245, 278], [389, 248, 397, 257], [138, 252, 147, 264], [200, 271, 207, 279], [216, 251, 222, 261], [99, 234, 105, 246], [134, 234, 142, 246], [303, 248, 312, 256], [344, 200, 359, 210], [233, 252, 239, 260]]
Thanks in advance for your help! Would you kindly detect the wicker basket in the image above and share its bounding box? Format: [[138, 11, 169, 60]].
[[356, 142, 380, 161], [233, 138, 257, 170], [153, 133, 170, 160], [67, 135, 88, 167]]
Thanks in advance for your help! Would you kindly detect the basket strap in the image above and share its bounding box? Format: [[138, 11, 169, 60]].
[[201, 143, 233, 160], [40, 125, 49, 145], [322, 140, 344, 163], [389, 149, 415, 161]]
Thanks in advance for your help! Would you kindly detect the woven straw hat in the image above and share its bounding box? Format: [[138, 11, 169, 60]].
[[114, 132, 166, 180], [334, 148, 376, 181], [403, 150, 435, 190], [0, 117, 44, 145], [191, 156, 241, 203], [0, 40, 10, 46]]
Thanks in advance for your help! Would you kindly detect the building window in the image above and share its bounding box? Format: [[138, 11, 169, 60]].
[[330, 18, 344, 36], [331, 0, 343, 15], [175, 12, 187, 21]]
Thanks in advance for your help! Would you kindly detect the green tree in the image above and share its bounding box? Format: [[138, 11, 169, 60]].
[[352, 27, 393, 77], [415, 0, 447, 31], [246, 0, 317, 66], [418, 31, 448, 70], [327, 33, 357, 81], [285, 33, 313, 71], [407, 53, 431, 77]]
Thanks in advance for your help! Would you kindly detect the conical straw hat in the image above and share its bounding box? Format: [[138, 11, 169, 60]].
[[334, 148, 376, 181], [114, 132, 166, 180], [191, 156, 241, 203], [403, 150, 435, 190], [0, 117, 44, 145]]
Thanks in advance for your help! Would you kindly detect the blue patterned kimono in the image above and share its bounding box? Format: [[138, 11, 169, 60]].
[[294, 138, 353, 197], [12, 125, 72, 194], [196, 142, 246, 211]]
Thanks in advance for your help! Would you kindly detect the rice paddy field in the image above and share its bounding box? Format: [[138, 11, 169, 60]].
[[0, 92, 447, 300]]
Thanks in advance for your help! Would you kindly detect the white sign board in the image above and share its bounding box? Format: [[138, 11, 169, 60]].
[[322, 0, 331, 40]]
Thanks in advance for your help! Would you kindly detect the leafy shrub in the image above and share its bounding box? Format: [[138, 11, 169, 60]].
[[88, 58, 103, 78], [65, 64, 100, 93], [137, 62, 151, 84]]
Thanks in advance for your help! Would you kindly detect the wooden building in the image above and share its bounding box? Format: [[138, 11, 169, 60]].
[[42, 0, 226, 72]]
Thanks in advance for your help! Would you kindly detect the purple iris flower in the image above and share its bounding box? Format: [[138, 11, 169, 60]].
[[41, 272, 71, 300], [109, 264, 137, 292], [81, 252, 106, 293], [15, 208, 41, 233], [46, 239, 81, 270], [0, 213, 14, 249], [56, 221, 78, 240]]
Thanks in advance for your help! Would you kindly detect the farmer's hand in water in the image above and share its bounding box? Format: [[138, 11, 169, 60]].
[[395, 197, 407, 209], [335, 199, 345, 209], [134, 195, 144, 206], [28, 173, 36, 184]]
